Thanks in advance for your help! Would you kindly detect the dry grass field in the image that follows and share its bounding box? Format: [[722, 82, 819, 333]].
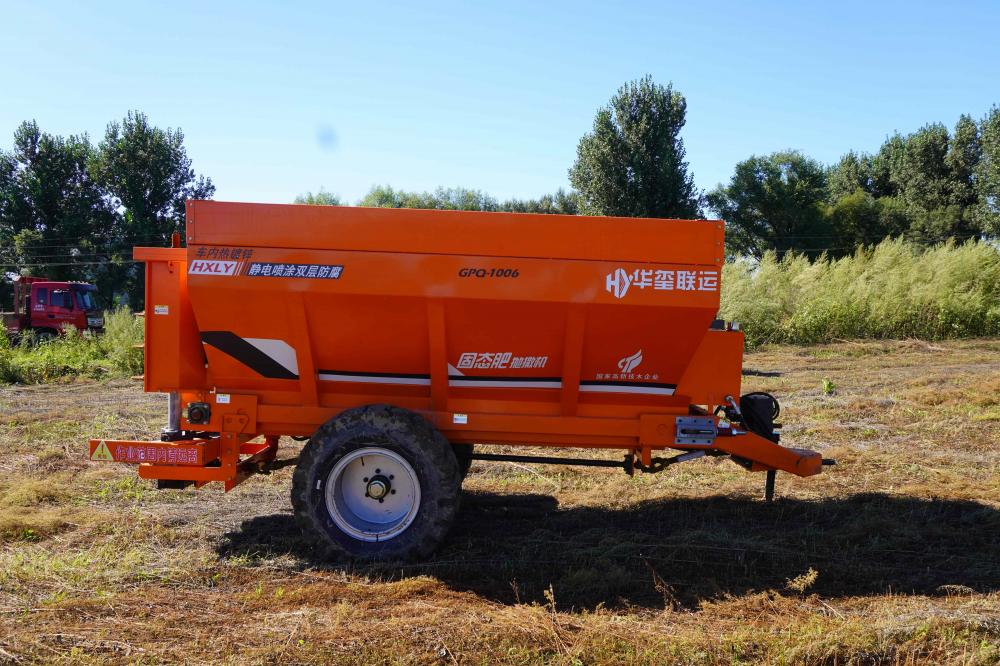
[[1, 339, 998, 664]]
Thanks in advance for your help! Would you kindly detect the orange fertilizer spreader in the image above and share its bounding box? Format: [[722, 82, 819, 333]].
[[88, 201, 830, 559]]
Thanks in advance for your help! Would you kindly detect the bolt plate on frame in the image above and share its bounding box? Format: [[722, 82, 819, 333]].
[[674, 416, 717, 446]]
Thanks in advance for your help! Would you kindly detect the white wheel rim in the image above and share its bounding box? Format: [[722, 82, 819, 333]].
[[324, 447, 421, 542]]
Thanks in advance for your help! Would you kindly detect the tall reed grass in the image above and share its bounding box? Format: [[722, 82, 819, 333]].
[[721, 239, 1000, 348]]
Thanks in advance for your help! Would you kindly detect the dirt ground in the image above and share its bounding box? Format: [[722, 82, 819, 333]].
[[1, 339, 998, 664]]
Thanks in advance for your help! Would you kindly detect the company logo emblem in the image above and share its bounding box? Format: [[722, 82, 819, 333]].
[[593, 348, 661, 383], [605, 267, 721, 298], [618, 349, 643, 373], [606, 268, 632, 298], [189, 260, 238, 276]]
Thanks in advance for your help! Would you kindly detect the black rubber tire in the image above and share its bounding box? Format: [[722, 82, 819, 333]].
[[291, 404, 461, 561], [35, 329, 58, 344], [452, 443, 474, 480]]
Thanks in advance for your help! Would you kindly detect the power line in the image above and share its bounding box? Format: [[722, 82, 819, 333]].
[[0, 237, 174, 250], [0, 260, 140, 268], [1, 253, 140, 260]]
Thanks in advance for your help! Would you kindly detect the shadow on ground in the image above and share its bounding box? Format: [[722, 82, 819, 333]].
[[742, 368, 783, 377], [218, 491, 1000, 610]]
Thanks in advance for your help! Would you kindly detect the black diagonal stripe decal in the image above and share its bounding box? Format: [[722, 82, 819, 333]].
[[579, 380, 677, 389], [200, 331, 299, 380]]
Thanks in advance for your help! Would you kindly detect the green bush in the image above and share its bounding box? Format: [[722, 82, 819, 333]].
[[100, 307, 144, 377], [0, 329, 14, 383], [721, 239, 1000, 348], [0, 307, 144, 384]]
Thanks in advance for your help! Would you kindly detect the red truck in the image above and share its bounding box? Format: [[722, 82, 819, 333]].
[[2, 276, 104, 339]]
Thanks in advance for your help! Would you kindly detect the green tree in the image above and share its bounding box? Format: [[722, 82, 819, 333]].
[[500, 188, 580, 215], [0, 150, 19, 292], [359, 185, 500, 211], [357, 184, 580, 216], [707, 151, 831, 259], [896, 121, 982, 241], [865, 120, 984, 242], [0, 121, 112, 285], [946, 114, 980, 209], [91, 111, 215, 307], [828, 151, 875, 201], [894, 123, 952, 214], [826, 116, 989, 245], [975, 106, 1000, 236], [826, 190, 908, 248], [0, 150, 14, 304], [569, 76, 701, 218], [869, 133, 907, 199], [294, 189, 342, 205]]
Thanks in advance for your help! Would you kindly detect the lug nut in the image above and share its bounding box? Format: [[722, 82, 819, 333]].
[[366, 475, 390, 500]]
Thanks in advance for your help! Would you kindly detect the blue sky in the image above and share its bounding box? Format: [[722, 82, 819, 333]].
[[1, 0, 998, 205]]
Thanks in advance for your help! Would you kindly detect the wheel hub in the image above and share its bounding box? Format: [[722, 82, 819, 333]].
[[323, 447, 420, 542], [366, 474, 390, 499]]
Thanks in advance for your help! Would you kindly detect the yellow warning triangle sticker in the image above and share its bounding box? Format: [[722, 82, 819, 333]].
[[91, 440, 114, 461]]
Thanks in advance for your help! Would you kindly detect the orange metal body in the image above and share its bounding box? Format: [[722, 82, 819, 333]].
[[90, 201, 822, 487]]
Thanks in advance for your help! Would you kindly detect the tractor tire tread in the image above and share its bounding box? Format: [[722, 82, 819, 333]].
[[291, 404, 460, 561]]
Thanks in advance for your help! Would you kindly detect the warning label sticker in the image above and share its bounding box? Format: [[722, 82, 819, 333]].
[[88, 441, 205, 465], [91, 441, 114, 461]]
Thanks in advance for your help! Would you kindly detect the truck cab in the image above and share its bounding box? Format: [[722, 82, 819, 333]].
[[2, 277, 104, 338]]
